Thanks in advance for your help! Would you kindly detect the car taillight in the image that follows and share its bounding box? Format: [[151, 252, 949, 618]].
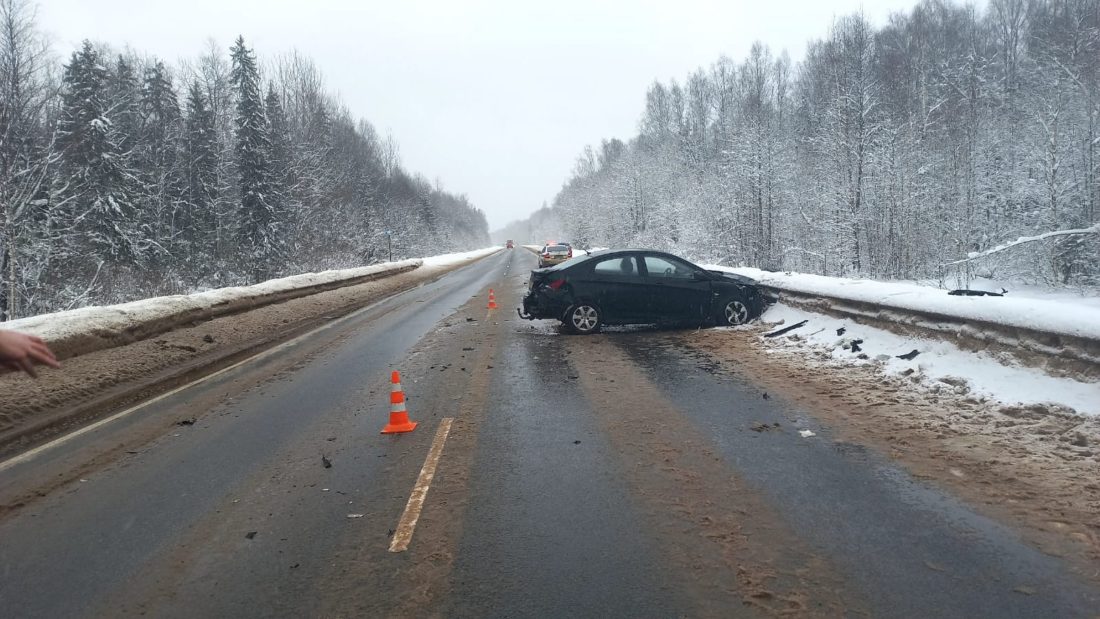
[[543, 253, 550, 258], [548, 279, 566, 290], [568, 249, 573, 258]]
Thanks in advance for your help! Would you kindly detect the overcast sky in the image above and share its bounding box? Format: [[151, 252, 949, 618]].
[[39, 0, 948, 230]]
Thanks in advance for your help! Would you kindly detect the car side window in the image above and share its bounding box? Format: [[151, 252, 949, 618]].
[[644, 256, 694, 279], [593, 256, 640, 277]]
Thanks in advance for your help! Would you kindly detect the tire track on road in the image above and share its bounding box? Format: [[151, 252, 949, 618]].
[[681, 326, 1100, 590], [316, 273, 516, 617], [566, 336, 859, 617]]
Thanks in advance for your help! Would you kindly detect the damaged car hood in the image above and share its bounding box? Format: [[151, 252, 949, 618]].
[[706, 270, 758, 285]]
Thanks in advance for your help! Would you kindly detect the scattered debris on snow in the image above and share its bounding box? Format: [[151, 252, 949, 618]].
[[763, 319, 808, 338], [759, 303, 1100, 416], [948, 288, 1007, 297]]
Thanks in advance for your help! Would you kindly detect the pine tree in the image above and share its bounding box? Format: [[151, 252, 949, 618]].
[[229, 36, 277, 281], [141, 61, 180, 168], [109, 55, 141, 156], [264, 83, 290, 238], [184, 80, 218, 264], [56, 40, 141, 263], [139, 60, 183, 260]]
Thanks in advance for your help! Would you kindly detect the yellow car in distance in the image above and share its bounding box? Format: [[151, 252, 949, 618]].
[[538, 243, 572, 268]]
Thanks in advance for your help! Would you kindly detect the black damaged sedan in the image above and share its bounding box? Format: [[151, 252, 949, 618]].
[[519, 249, 766, 334]]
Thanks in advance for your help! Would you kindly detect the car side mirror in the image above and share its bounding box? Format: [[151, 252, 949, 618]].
[[691, 271, 706, 281]]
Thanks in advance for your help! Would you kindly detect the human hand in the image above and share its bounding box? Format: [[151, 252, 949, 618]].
[[0, 329, 61, 377]]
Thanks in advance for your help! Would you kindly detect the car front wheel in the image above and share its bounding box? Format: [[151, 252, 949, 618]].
[[565, 303, 602, 334], [718, 298, 751, 326]]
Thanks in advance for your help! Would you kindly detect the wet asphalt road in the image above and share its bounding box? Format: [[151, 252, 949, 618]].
[[1, 248, 1099, 618]]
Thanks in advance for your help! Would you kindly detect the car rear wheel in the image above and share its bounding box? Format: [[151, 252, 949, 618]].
[[719, 298, 751, 326], [565, 303, 602, 334]]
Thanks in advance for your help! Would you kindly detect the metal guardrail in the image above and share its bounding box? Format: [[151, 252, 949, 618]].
[[19, 261, 423, 362]]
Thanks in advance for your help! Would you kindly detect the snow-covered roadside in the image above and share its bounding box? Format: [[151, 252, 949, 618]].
[[4, 246, 501, 357], [754, 303, 1100, 417], [3, 260, 418, 353], [702, 264, 1099, 416], [709, 266, 1100, 341], [421, 246, 502, 267]]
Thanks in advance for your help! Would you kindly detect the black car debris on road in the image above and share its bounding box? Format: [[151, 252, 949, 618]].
[[519, 249, 766, 334]]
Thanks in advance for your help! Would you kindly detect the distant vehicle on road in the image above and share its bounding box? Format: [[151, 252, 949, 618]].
[[538, 243, 573, 268], [506, 240, 514, 249], [519, 249, 765, 334]]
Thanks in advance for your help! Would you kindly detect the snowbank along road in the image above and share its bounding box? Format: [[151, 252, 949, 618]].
[[2, 248, 1099, 617]]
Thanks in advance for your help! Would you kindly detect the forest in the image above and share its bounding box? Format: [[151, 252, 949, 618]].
[[0, 0, 488, 321], [547, 0, 1098, 288]]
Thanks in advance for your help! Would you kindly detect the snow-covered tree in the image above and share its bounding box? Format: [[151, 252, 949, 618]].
[[1, 27, 488, 317], [56, 41, 142, 263], [538, 0, 1098, 289], [229, 35, 278, 281], [183, 80, 218, 265]]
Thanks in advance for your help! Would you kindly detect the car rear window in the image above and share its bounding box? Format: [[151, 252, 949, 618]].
[[547, 245, 569, 252]]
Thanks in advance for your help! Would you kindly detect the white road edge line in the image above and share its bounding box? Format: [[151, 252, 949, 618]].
[[0, 281, 422, 474], [389, 417, 454, 553]]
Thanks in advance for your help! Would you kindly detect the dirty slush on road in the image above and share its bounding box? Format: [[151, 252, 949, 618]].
[[681, 325, 1100, 589], [0, 259, 486, 459]]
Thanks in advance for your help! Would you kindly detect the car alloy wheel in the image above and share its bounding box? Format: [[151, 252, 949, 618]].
[[569, 304, 601, 334], [722, 299, 750, 326]]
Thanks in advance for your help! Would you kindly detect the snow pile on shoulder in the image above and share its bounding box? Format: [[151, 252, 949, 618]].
[[760, 303, 1100, 416], [707, 266, 1100, 341], [421, 246, 502, 267], [5, 259, 423, 354]]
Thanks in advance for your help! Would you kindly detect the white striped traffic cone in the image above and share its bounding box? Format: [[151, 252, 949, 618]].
[[381, 371, 418, 434]]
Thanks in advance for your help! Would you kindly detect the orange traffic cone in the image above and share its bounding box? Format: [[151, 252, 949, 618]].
[[488, 288, 498, 310], [381, 371, 418, 434]]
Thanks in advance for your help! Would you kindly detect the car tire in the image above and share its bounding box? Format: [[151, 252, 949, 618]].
[[718, 297, 752, 326], [564, 303, 602, 335]]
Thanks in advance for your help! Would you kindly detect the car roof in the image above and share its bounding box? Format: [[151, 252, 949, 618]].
[[587, 248, 681, 258], [554, 248, 690, 264]]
